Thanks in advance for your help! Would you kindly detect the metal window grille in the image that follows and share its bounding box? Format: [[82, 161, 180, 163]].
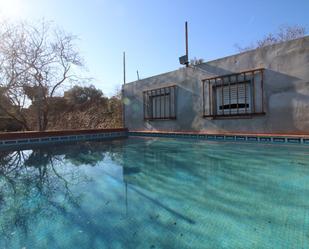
[[202, 68, 265, 118], [143, 85, 176, 120]]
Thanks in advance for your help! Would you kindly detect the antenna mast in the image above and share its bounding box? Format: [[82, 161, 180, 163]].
[[123, 51, 126, 85], [179, 22, 189, 66], [136, 70, 140, 80], [122, 51, 126, 128], [185, 21, 189, 67]]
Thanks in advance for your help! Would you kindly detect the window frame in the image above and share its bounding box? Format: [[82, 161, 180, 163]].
[[143, 85, 177, 121], [202, 68, 265, 119]]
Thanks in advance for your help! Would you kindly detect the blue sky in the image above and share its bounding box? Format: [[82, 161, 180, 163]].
[[1, 0, 309, 96]]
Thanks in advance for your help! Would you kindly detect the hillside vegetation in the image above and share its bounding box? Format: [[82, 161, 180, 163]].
[[46, 86, 123, 130], [0, 85, 123, 132]]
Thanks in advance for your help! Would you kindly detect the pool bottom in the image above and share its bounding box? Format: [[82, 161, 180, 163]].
[[0, 137, 309, 249]]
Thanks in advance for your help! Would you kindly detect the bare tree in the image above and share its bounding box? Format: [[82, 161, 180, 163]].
[[235, 25, 306, 52], [0, 20, 84, 131], [190, 57, 204, 66]]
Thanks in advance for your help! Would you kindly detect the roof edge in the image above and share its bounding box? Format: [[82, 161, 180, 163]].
[[124, 35, 309, 86]]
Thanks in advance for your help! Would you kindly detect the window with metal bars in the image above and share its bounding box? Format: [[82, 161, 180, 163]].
[[202, 68, 265, 118], [143, 85, 176, 120], [215, 82, 251, 115]]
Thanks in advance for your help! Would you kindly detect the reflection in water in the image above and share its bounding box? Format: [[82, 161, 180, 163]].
[[1, 150, 75, 241], [0, 138, 309, 249], [0, 141, 125, 248]]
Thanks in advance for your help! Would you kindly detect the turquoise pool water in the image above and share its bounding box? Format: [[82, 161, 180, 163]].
[[0, 137, 309, 249]]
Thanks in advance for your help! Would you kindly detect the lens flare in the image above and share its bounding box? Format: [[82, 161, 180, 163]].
[[0, 0, 21, 19]]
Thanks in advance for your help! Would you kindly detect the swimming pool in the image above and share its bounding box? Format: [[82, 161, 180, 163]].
[[0, 137, 308, 249]]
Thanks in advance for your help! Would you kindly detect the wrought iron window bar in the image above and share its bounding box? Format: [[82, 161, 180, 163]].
[[143, 85, 177, 120], [202, 68, 265, 118]]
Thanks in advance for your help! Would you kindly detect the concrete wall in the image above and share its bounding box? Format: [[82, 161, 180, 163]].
[[123, 36, 309, 135]]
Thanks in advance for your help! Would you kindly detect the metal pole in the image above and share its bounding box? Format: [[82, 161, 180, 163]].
[[123, 52, 126, 85], [122, 52, 126, 128], [185, 21, 189, 67], [261, 69, 264, 113], [137, 70, 140, 80]]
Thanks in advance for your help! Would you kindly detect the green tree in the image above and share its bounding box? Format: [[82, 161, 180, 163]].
[[64, 85, 107, 106]]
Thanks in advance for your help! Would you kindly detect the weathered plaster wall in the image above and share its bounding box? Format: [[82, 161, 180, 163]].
[[123, 36, 309, 134]]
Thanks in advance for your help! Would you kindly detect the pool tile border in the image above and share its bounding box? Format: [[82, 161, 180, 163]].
[[0, 129, 128, 148], [128, 131, 309, 145], [1, 129, 308, 147]]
